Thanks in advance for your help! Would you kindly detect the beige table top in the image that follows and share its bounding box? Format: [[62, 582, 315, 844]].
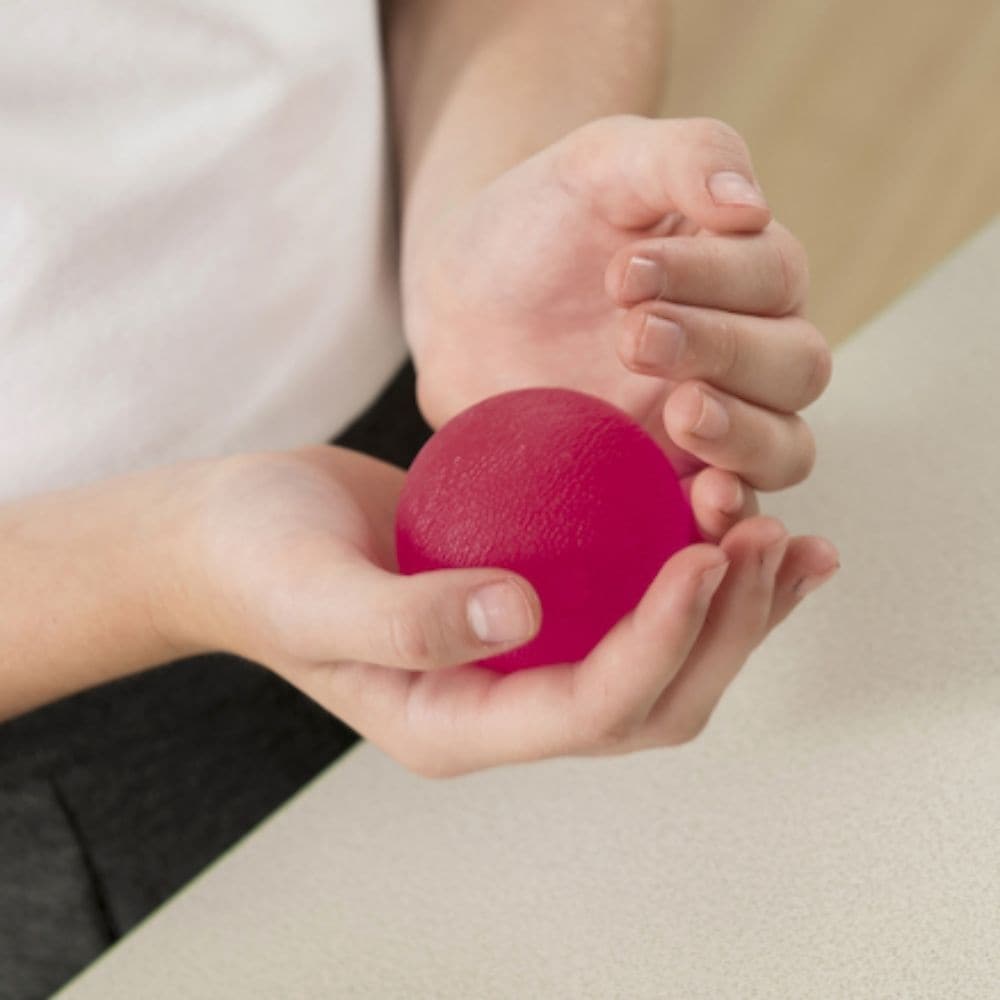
[[59, 218, 1000, 1000]]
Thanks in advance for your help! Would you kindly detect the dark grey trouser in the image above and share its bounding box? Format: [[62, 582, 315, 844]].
[[0, 359, 433, 1000]]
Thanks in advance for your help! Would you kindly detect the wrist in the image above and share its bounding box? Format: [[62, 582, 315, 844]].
[[136, 457, 230, 661]]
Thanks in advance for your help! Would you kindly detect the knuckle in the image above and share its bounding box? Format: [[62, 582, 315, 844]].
[[771, 241, 798, 315], [658, 240, 699, 294], [686, 116, 747, 156], [789, 422, 817, 485], [662, 709, 711, 746], [387, 610, 441, 670], [620, 308, 648, 365], [804, 331, 834, 402], [770, 226, 808, 315], [582, 704, 643, 751], [558, 115, 640, 189], [798, 241, 812, 298], [713, 313, 742, 382]]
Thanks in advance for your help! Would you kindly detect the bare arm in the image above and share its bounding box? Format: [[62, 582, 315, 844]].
[[384, 0, 668, 258], [0, 465, 207, 720]]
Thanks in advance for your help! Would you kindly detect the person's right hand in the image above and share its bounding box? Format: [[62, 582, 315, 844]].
[[164, 446, 838, 778]]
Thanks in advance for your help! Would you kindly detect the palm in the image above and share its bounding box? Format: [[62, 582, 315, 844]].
[[192, 448, 403, 665], [406, 149, 706, 480]]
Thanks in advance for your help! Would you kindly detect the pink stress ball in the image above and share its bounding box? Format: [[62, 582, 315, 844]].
[[394, 387, 701, 672]]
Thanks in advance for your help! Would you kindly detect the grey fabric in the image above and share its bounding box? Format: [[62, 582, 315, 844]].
[[0, 359, 433, 999], [0, 781, 110, 1000]]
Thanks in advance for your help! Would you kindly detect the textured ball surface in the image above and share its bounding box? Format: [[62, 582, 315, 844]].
[[394, 387, 700, 672]]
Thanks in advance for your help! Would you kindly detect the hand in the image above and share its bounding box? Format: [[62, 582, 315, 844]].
[[403, 114, 834, 549], [160, 449, 838, 778]]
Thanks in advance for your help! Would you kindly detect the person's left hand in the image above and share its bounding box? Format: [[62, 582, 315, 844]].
[[403, 114, 834, 549]]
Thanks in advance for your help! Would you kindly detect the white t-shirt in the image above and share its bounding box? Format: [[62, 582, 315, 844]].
[[0, 0, 407, 503]]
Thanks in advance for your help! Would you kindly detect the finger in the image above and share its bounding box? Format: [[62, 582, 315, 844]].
[[606, 222, 809, 317], [663, 380, 817, 491], [559, 115, 771, 232], [636, 516, 788, 746], [681, 466, 760, 542], [767, 536, 841, 631], [562, 543, 733, 753], [399, 543, 734, 773], [320, 558, 543, 672], [617, 301, 833, 413]]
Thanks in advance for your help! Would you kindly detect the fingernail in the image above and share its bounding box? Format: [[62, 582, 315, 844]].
[[794, 562, 841, 598], [707, 171, 768, 209], [622, 256, 665, 301], [760, 533, 789, 579], [687, 388, 730, 438], [721, 478, 744, 515], [698, 559, 731, 602], [636, 315, 686, 368], [468, 581, 535, 643]]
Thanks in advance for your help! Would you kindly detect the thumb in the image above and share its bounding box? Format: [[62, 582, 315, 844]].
[[331, 561, 542, 671], [561, 114, 771, 234]]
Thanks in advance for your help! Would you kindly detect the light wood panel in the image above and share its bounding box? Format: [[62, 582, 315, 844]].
[[663, 0, 1000, 345]]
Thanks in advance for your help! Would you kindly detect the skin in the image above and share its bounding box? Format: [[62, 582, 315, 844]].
[[0, 0, 840, 779], [156, 447, 833, 778], [402, 115, 834, 534]]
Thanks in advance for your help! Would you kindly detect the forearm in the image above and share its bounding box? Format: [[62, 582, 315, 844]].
[[0, 463, 209, 721], [385, 0, 668, 254]]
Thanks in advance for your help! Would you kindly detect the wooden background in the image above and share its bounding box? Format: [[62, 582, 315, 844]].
[[663, 0, 1000, 346]]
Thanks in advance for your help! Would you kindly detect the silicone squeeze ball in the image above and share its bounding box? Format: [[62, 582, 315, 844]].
[[394, 387, 701, 673]]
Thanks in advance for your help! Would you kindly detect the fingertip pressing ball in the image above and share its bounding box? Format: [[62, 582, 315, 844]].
[[394, 387, 700, 673]]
